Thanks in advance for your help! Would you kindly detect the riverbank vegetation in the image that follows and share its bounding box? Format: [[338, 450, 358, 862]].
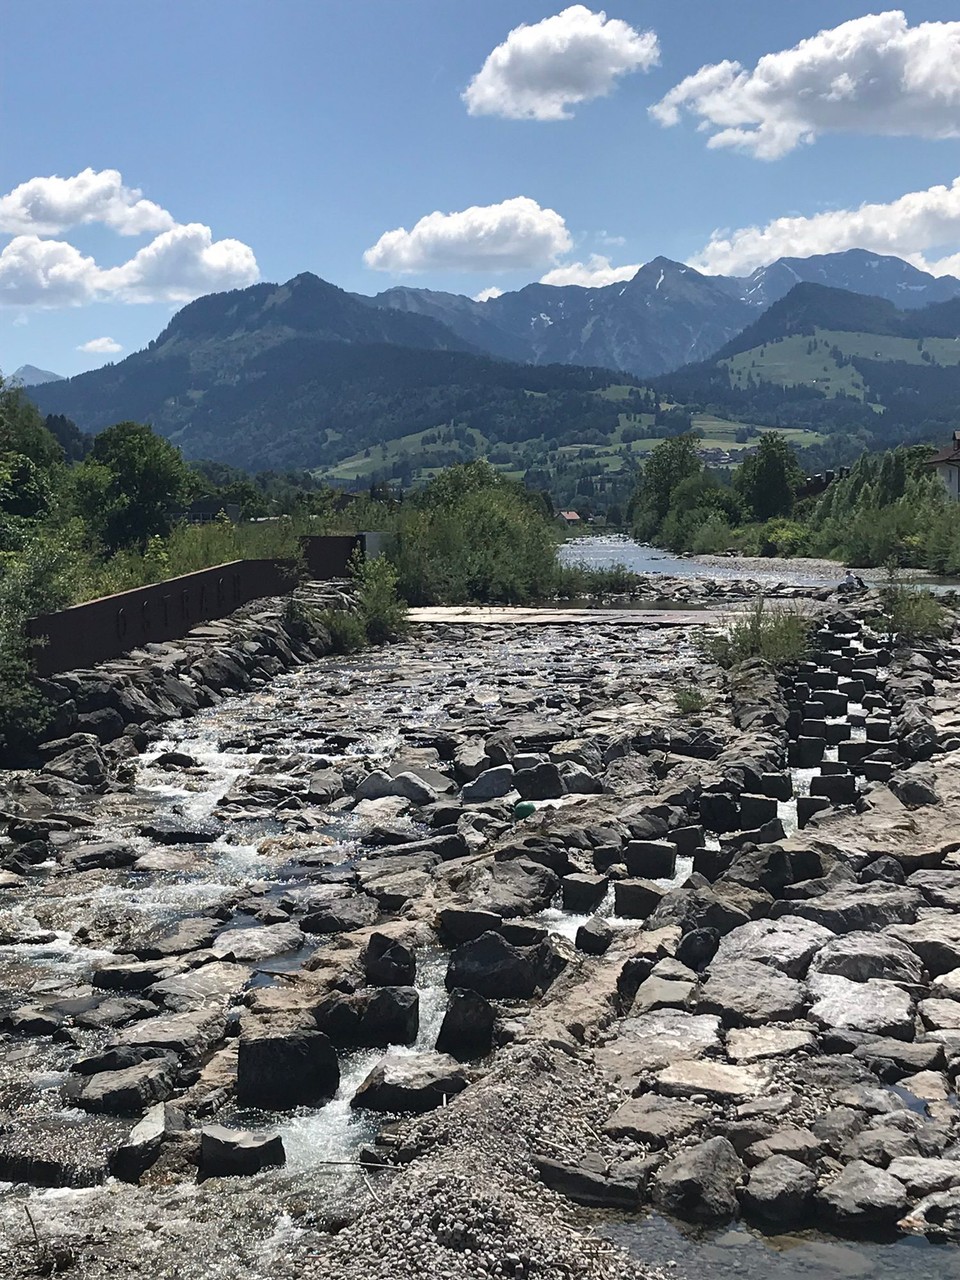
[[629, 427, 960, 573]]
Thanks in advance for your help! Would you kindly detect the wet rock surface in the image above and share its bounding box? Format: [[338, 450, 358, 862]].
[[1, 585, 960, 1278]]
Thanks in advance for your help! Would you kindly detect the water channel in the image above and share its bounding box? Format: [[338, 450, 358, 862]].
[[1, 545, 957, 1278]]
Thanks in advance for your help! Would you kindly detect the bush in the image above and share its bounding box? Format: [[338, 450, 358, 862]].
[[320, 608, 368, 654], [554, 563, 642, 599], [353, 550, 408, 644], [880, 569, 945, 643], [704, 598, 812, 668], [674, 685, 706, 714]]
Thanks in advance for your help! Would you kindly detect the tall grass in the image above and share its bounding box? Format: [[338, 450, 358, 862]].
[[704, 598, 812, 668]]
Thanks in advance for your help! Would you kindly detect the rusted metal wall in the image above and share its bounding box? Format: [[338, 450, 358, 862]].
[[26, 533, 378, 677], [27, 559, 297, 676]]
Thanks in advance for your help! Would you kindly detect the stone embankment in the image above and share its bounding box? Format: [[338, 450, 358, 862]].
[[1, 588, 960, 1278]]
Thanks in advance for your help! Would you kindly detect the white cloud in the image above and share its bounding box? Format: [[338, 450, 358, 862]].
[[0, 235, 102, 306], [364, 197, 572, 273], [473, 286, 504, 302], [78, 336, 123, 354], [691, 175, 960, 277], [651, 11, 960, 159], [463, 5, 659, 121], [100, 222, 260, 302], [540, 253, 639, 286], [0, 168, 174, 236], [0, 224, 259, 308]]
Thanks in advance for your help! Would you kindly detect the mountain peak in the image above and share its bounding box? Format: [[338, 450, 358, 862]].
[[10, 364, 63, 387]]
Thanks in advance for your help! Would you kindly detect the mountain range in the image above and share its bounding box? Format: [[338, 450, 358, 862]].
[[22, 248, 960, 477]]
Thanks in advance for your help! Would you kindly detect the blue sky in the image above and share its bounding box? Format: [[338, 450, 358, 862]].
[[4, 1, 960, 376]]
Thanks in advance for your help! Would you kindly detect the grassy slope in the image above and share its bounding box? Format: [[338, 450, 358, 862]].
[[721, 328, 960, 402]]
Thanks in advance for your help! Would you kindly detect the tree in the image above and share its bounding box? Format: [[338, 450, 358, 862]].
[[734, 434, 802, 522], [70, 421, 192, 551], [630, 433, 702, 536], [0, 377, 63, 471]]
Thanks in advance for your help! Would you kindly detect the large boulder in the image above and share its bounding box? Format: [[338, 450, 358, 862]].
[[435, 989, 495, 1061], [698, 959, 806, 1027], [712, 917, 834, 978], [653, 1137, 744, 1221], [199, 1125, 285, 1178], [445, 931, 540, 1000], [74, 1059, 176, 1115], [350, 1052, 468, 1113], [807, 974, 916, 1040], [483, 858, 560, 917], [312, 987, 419, 1048], [818, 1159, 908, 1231], [740, 1155, 816, 1227], [602, 1095, 708, 1148], [236, 1015, 339, 1108], [771, 884, 921, 933], [808, 932, 924, 985]]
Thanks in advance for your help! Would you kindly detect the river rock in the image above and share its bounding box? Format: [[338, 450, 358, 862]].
[[210, 922, 304, 962], [818, 1159, 908, 1230], [363, 932, 416, 986], [698, 959, 806, 1026], [533, 1156, 640, 1209], [461, 766, 515, 802], [657, 1059, 769, 1102], [484, 858, 560, 917], [890, 917, 960, 976], [61, 841, 138, 873], [140, 816, 224, 844], [808, 931, 924, 985], [199, 1125, 285, 1178], [236, 1014, 339, 1108], [445, 931, 540, 999], [726, 1027, 817, 1063], [598, 1010, 723, 1083], [602, 1095, 708, 1147], [772, 884, 921, 933], [75, 1059, 176, 1115], [148, 961, 250, 1011], [653, 1137, 744, 1221], [350, 1051, 468, 1113], [436, 988, 495, 1061], [114, 1008, 226, 1061], [112, 1102, 188, 1182], [900, 1188, 960, 1240], [711, 917, 834, 978], [306, 769, 345, 803], [807, 973, 916, 1040], [740, 1155, 816, 1226], [513, 762, 564, 801], [135, 916, 221, 959], [886, 1156, 960, 1198], [312, 986, 419, 1048]]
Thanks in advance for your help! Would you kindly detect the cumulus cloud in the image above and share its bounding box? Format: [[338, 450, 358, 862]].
[[0, 168, 174, 236], [0, 235, 102, 306], [0, 168, 260, 308], [463, 5, 659, 121], [0, 224, 259, 307], [651, 11, 960, 159], [473, 286, 504, 302], [364, 197, 572, 273], [539, 253, 639, 287], [77, 336, 123, 354], [100, 222, 260, 302], [691, 175, 960, 277]]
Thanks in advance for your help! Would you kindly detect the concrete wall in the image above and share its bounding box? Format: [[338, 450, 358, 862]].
[[27, 533, 378, 676]]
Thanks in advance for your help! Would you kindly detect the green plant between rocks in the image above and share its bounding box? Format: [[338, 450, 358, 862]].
[[674, 685, 707, 715], [879, 566, 946, 643], [703, 597, 812, 669], [352, 549, 408, 644]]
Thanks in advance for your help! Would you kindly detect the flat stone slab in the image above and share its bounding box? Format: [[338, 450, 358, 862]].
[[597, 1010, 722, 1083], [726, 1026, 818, 1063], [210, 922, 304, 962], [602, 1095, 709, 1147], [656, 1059, 769, 1101], [148, 961, 250, 1011]]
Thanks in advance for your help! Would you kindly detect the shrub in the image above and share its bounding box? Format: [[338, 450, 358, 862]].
[[320, 608, 368, 654], [704, 598, 812, 668], [674, 685, 706, 714], [353, 550, 408, 644], [880, 568, 945, 643]]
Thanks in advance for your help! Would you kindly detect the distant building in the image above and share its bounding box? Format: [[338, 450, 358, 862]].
[[558, 510, 581, 525], [181, 497, 241, 524], [926, 432, 960, 500]]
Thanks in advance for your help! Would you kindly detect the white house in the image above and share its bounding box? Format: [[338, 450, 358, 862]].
[[926, 432, 960, 500]]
